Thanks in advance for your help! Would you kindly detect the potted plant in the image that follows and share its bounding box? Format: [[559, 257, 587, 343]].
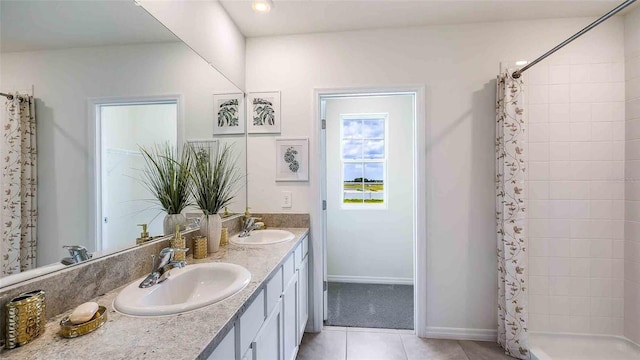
[[190, 143, 241, 253], [139, 143, 193, 235]]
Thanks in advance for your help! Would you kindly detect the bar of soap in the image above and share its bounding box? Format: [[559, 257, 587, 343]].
[[69, 302, 99, 325]]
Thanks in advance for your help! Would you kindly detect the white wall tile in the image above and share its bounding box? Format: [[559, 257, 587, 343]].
[[530, 84, 550, 104], [550, 104, 570, 122], [549, 65, 571, 84], [529, 103, 549, 123], [550, 84, 571, 104]]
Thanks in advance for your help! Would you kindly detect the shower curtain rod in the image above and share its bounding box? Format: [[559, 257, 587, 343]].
[[512, 0, 636, 79]]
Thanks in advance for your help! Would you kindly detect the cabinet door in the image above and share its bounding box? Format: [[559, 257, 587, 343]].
[[207, 326, 235, 360], [252, 299, 283, 360], [297, 256, 309, 343], [283, 273, 299, 360]]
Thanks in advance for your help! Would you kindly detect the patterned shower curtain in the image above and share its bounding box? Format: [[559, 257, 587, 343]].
[[496, 71, 529, 359], [1, 93, 37, 276]]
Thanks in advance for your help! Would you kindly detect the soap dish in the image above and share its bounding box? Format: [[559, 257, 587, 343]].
[[59, 306, 107, 338]]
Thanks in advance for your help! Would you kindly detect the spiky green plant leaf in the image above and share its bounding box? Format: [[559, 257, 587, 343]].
[[139, 143, 193, 214], [189, 143, 241, 215]]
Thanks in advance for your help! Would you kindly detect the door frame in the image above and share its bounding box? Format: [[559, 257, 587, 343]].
[[88, 94, 184, 252], [311, 85, 427, 336]]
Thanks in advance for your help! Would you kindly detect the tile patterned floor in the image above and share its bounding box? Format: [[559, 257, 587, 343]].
[[296, 327, 515, 360]]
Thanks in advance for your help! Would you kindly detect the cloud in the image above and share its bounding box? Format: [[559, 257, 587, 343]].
[[363, 140, 384, 159]]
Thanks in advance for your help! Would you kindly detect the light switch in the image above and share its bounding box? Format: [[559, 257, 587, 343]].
[[282, 191, 292, 208]]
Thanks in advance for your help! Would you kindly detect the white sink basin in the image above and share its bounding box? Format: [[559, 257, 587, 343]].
[[230, 229, 295, 245], [113, 263, 250, 317]]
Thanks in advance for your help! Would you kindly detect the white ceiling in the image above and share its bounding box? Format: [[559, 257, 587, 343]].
[[220, 0, 638, 38], [0, 0, 178, 53]]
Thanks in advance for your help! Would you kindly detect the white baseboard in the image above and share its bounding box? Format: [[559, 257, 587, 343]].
[[327, 275, 414, 285], [423, 327, 497, 342]]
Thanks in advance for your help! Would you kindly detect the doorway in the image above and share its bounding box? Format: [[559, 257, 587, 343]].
[[92, 96, 181, 252], [320, 92, 418, 330]]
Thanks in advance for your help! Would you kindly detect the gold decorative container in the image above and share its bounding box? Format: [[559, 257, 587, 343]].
[[193, 236, 208, 259], [220, 228, 228, 246], [5, 290, 46, 349], [59, 306, 107, 338]]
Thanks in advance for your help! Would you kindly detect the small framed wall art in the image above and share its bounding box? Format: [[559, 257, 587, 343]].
[[213, 93, 245, 135], [187, 139, 219, 164], [275, 138, 308, 182], [247, 91, 281, 134]]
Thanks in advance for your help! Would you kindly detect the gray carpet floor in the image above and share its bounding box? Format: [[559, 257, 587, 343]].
[[326, 282, 414, 330]]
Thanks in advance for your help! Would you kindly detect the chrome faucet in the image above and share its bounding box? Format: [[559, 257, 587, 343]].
[[139, 247, 188, 288], [61, 245, 92, 265], [239, 217, 261, 238]]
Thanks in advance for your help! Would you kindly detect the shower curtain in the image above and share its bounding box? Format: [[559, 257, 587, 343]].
[[496, 71, 529, 359], [1, 93, 37, 276]]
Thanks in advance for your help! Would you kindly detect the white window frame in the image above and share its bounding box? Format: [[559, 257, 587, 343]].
[[339, 113, 388, 209]]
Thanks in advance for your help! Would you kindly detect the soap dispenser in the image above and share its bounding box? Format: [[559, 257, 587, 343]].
[[136, 224, 151, 245], [171, 224, 186, 261]]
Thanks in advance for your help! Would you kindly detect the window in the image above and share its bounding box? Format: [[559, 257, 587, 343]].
[[341, 114, 387, 206]]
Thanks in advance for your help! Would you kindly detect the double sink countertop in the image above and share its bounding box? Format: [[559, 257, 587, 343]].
[[2, 228, 309, 360]]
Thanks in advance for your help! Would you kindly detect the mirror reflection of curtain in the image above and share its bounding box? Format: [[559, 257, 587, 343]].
[[1, 93, 37, 276], [496, 72, 529, 359]]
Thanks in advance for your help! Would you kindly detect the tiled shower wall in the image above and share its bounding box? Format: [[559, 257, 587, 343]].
[[624, 7, 640, 344], [526, 36, 626, 334]]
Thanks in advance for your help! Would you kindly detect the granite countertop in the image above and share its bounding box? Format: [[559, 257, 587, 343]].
[[1, 228, 309, 360]]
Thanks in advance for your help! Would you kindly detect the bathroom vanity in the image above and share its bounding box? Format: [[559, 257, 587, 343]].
[[0, 228, 310, 360]]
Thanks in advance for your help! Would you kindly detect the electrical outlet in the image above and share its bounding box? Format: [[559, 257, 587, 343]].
[[282, 191, 292, 208]]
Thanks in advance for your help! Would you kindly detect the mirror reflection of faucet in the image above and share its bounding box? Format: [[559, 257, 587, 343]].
[[61, 245, 92, 265]]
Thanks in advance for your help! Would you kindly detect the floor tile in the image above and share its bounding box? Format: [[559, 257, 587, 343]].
[[346, 331, 407, 360], [323, 326, 347, 332], [297, 330, 347, 360], [458, 341, 513, 360], [401, 335, 470, 360], [347, 326, 400, 334]]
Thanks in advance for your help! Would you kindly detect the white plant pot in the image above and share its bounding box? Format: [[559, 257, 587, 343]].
[[163, 213, 186, 236], [200, 213, 222, 253]]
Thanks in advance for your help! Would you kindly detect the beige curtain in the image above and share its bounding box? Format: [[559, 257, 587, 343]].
[[496, 71, 529, 359], [1, 93, 37, 276]]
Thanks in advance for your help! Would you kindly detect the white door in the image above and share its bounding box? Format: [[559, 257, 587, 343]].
[[98, 101, 178, 250]]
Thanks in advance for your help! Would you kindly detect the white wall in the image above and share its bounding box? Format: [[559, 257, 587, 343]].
[[1, 42, 242, 266], [624, 6, 640, 345], [325, 96, 414, 283], [524, 30, 626, 335], [139, 0, 246, 91], [246, 16, 625, 334]]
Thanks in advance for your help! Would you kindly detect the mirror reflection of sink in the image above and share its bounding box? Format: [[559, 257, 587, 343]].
[[230, 229, 295, 245], [113, 263, 250, 317]]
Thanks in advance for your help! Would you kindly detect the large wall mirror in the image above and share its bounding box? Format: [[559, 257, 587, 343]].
[[0, 0, 247, 286]]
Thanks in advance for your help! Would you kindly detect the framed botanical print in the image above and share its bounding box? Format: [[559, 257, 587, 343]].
[[213, 93, 245, 135], [247, 91, 281, 134], [275, 138, 308, 181]]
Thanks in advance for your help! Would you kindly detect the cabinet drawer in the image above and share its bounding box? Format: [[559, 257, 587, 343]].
[[266, 267, 283, 316], [240, 289, 265, 356], [283, 253, 295, 286]]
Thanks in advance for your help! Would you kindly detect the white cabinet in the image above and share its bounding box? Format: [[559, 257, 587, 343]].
[[297, 255, 309, 343], [282, 270, 299, 360], [250, 299, 283, 360], [215, 235, 310, 360], [207, 326, 235, 360]]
